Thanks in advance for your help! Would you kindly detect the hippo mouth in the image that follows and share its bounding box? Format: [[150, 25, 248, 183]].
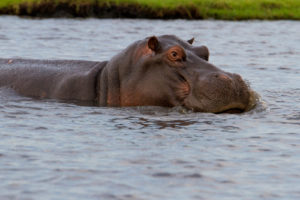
[[216, 107, 245, 114], [214, 89, 259, 114], [182, 100, 247, 113], [221, 108, 244, 114]]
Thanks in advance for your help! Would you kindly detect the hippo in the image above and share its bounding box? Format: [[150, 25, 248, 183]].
[[0, 35, 253, 113]]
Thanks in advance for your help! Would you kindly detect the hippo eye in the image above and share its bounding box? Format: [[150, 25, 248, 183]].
[[171, 51, 178, 58], [167, 46, 186, 64], [169, 50, 182, 61]]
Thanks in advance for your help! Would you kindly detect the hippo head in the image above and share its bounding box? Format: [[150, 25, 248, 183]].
[[99, 35, 252, 113]]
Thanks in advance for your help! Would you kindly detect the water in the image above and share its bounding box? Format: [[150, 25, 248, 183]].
[[0, 16, 299, 200]]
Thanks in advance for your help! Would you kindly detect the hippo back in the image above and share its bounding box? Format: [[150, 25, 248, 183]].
[[0, 59, 106, 101]]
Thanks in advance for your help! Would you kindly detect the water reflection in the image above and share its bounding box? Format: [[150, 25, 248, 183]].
[[133, 117, 197, 129]]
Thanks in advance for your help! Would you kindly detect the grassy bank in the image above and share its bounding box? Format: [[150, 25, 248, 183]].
[[0, 0, 299, 20]]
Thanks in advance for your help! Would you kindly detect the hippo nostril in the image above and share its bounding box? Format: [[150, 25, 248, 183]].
[[214, 73, 232, 82]]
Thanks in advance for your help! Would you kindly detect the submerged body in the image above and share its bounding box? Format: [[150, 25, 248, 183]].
[[0, 35, 252, 113]]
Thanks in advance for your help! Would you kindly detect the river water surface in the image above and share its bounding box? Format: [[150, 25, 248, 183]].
[[0, 17, 299, 200]]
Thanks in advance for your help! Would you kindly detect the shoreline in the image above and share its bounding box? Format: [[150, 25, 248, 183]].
[[0, 0, 299, 20]]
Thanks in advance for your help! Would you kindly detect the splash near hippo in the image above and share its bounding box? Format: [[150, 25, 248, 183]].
[[0, 35, 255, 113]]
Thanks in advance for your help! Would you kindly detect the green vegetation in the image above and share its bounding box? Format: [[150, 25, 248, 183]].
[[0, 0, 299, 20]]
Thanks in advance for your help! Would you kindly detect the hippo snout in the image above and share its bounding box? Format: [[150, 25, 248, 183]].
[[184, 71, 251, 113]]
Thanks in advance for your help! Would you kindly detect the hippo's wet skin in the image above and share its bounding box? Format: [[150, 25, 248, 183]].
[[0, 35, 252, 113]]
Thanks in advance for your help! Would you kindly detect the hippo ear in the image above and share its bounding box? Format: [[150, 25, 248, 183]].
[[187, 38, 195, 45], [195, 46, 209, 61], [148, 36, 160, 52]]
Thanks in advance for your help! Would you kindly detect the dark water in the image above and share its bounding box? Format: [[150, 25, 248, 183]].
[[0, 16, 299, 200]]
